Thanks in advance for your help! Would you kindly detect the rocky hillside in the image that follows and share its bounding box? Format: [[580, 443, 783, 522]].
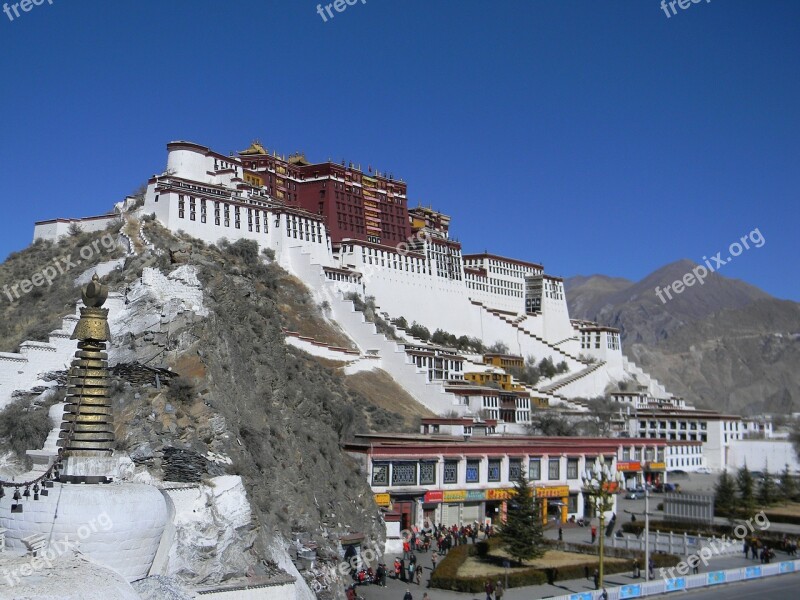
[[0, 219, 418, 598], [566, 261, 800, 415]]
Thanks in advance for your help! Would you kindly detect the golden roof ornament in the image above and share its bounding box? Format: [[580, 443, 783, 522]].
[[71, 274, 111, 341]]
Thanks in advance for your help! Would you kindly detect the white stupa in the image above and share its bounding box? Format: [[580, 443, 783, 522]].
[[0, 276, 168, 583]]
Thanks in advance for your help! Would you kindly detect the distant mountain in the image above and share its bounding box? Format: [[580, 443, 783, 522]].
[[566, 261, 799, 415]]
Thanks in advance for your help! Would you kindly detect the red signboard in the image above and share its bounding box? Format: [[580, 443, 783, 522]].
[[616, 461, 642, 472], [424, 490, 443, 503]]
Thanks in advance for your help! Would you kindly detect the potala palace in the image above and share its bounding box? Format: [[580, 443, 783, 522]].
[[28, 140, 792, 477], [1, 139, 795, 598]]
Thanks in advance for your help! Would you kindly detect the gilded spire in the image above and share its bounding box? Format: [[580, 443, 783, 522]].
[[59, 274, 114, 454]]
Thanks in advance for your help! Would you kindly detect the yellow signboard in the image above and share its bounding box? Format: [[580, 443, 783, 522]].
[[443, 490, 467, 502], [535, 486, 570, 498], [486, 488, 514, 500], [648, 462, 666, 471], [374, 493, 391, 507]]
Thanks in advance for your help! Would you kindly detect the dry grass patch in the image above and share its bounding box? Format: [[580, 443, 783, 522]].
[[762, 503, 800, 517], [344, 369, 434, 429], [458, 550, 626, 579]]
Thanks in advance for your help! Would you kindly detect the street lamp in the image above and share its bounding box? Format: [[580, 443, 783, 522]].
[[582, 455, 624, 589]]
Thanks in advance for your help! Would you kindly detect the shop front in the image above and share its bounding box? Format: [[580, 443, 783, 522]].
[[644, 462, 666, 486], [463, 489, 486, 523], [534, 485, 570, 524], [441, 490, 466, 525], [485, 488, 513, 525], [387, 490, 425, 531], [616, 461, 643, 489], [422, 490, 442, 525]]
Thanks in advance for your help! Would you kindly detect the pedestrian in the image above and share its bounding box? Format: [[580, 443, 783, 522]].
[[400, 558, 407, 582], [346, 584, 357, 600], [403, 539, 411, 560], [423, 594, 430, 600], [415, 564, 423, 585], [403, 589, 413, 600], [394, 558, 402, 579], [593, 568, 599, 590], [431, 551, 439, 570], [743, 539, 749, 558], [408, 555, 416, 582], [558, 527, 563, 541], [632, 559, 640, 579], [484, 579, 495, 600], [495, 579, 504, 599], [591, 525, 597, 544], [378, 562, 387, 587], [584, 565, 590, 580], [600, 588, 608, 600], [648, 557, 654, 579]]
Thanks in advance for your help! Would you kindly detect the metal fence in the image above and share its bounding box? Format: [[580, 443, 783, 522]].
[[546, 559, 799, 600], [608, 530, 741, 557]]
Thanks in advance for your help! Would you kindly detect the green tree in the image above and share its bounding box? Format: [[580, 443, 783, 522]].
[[538, 357, 557, 379], [714, 471, 737, 517], [758, 468, 777, 507], [779, 464, 797, 504], [500, 471, 545, 565], [737, 465, 756, 514]]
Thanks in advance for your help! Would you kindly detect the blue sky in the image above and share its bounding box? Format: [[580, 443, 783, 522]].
[[0, 0, 797, 299]]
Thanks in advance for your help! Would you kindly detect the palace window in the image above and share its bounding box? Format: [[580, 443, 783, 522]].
[[371, 462, 389, 486], [567, 458, 579, 480], [509, 458, 522, 481], [529, 458, 541, 481], [548, 458, 560, 480], [488, 459, 501, 482], [444, 460, 459, 484], [466, 459, 480, 483], [419, 462, 436, 485], [391, 462, 417, 486]]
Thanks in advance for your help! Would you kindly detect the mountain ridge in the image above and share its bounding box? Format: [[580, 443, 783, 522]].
[[566, 261, 799, 415]]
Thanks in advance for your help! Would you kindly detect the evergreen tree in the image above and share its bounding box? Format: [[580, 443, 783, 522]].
[[758, 468, 777, 507], [779, 464, 797, 504], [714, 471, 737, 516], [737, 466, 756, 514], [500, 471, 545, 565]]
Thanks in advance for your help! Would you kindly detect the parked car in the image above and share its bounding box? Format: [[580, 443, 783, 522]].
[[663, 483, 676, 492], [625, 491, 639, 500], [696, 467, 712, 474]]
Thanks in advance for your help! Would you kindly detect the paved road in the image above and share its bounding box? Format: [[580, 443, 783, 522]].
[[352, 519, 795, 600], [680, 571, 800, 598]]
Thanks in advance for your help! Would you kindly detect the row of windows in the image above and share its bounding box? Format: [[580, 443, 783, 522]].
[[639, 421, 708, 431], [285, 215, 324, 243], [177, 196, 270, 233], [372, 457, 584, 487]]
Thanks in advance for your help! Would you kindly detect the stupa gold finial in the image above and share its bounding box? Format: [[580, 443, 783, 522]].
[[82, 273, 108, 308], [72, 274, 111, 342]]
